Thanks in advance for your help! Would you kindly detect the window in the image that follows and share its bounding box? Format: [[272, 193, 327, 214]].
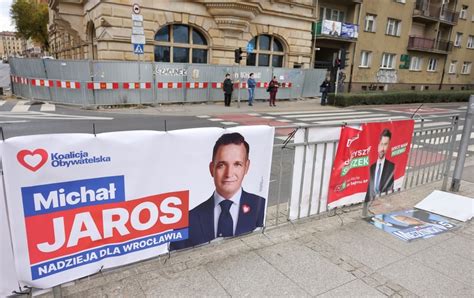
[[427, 58, 438, 71], [246, 35, 285, 67], [467, 35, 474, 48], [381, 53, 396, 69], [386, 18, 401, 36], [365, 14, 376, 32], [460, 5, 468, 19], [153, 24, 208, 63], [409, 56, 422, 71], [360, 50, 372, 67], [461, 62, 472, 74], [448, 61, 457, 74], [320, 7, 345, 22], [455, 32, 463, 47]]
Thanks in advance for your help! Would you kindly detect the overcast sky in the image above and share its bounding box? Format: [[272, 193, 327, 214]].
[[0, 0, 15, 32]]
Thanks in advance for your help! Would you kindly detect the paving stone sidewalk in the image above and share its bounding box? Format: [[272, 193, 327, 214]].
[[35, 167, 473, 298]]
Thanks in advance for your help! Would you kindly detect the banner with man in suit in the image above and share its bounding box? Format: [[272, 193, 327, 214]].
[[1, 126, 273, 289], [328, 120, 414, 209]]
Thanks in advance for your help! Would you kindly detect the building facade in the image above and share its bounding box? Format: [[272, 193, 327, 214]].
[[48, 0, 473, 91], [0, 32, 26, 60]]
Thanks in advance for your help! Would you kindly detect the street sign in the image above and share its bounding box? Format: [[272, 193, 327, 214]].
[[131, 35, 145, 44], [132, 3, 140, 14], [131, 14, 143, 21], [133, 44, 144, 55], [246, 42, 254, 53], [133, 21, 143, 27], [132, 27, 144, 35]]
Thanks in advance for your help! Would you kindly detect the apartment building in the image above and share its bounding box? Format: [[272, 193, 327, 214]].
[[48, 0, 473, 91], [0, 32, 25, 60]]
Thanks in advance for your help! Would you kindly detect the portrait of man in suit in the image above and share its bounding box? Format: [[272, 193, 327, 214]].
[[171, 132, 266, 250], [365, 128, 395, 202]]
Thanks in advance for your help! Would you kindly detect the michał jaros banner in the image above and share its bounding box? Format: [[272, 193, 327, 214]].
[[1, 126, 274, 289], [327, 120, 414, 209]]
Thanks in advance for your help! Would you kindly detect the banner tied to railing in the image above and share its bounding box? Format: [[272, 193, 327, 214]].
[[0, 126, 274, 289], [328, 120, 415, 209]]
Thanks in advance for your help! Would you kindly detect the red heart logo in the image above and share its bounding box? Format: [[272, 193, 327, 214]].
[[242, 204, 251, 214], [17, 149, 48, 172]]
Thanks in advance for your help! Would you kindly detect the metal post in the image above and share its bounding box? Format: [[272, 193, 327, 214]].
[[52, 285, 62, 298], [450, 95, 474, 191], [334, 67, 340, 97], [237, 62, 241, 108], [442, 115, 459, 191]]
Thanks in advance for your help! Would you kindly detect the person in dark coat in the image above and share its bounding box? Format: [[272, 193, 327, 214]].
[[268, 76, 279, 107], [223, 73, 233, 107], [320, 78, 331, 106]]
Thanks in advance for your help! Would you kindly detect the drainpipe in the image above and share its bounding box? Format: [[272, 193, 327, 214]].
[[348, 2, 362, 93], [310, 0, 318, 68]]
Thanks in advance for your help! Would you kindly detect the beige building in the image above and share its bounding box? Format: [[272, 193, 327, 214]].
[[0, 31, 25, 60], [48, 0, 473, 91]]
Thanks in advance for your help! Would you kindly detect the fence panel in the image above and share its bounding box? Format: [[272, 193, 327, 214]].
[[44, 59, 92, 105], [154, 62, 187, 103], [92, 61, 154, 105], [302, 69, 326, 97]]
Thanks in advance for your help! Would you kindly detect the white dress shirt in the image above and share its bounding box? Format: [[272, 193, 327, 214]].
[[213, 188, 242, 238], [374, 158, 385, 193]]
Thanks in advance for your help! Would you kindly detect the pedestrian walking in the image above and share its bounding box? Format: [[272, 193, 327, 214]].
[[223, 73, 233, 107], [247, 73, 256, 106], [267, 76, 279, 107], [320, 77, 331, 106]]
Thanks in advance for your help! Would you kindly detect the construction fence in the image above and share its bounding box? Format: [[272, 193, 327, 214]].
[[8, 58, 326, 105]]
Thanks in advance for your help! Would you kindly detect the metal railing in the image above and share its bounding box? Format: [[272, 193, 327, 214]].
[[414, 0, 458, 24], [268, 115, 460, 226], [407, 36, 453, 53]]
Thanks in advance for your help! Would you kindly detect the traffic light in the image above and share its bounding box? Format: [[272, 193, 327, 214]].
[[334, 58, 341, 69], [234, 48, 242, 63], [340, 48, 347, 69]]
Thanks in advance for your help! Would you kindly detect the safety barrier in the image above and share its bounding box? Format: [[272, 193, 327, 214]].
[[9, 58, 325, 106]]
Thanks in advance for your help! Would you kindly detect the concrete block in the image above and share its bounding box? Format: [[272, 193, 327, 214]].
[[318, 279, 385, 298], [409, 242, 474, 286], [317, 227, 404, 270], [257, 242, 354, 296], [379, 258, 473, 297], [138, 267, 228, 297], [376, 284, 395, 296], [206, 251, 309, 297]]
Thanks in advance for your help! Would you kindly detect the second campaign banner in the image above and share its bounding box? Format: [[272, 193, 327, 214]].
[[328, 120, 414, 209]]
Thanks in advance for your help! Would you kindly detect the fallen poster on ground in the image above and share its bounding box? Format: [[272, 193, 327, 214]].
[[1, 126, 274, 289], [328, 120, 414, 209], [366, 209, 457, 242]]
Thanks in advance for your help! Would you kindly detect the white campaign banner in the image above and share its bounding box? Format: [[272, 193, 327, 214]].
[[1, 126, 274, 289], [1, 143, 25, 296], [289, 127, 341, 220]]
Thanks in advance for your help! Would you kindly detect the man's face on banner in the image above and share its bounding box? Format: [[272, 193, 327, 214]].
[[378, 136, 390, 159], [210, 144, 250, 199]]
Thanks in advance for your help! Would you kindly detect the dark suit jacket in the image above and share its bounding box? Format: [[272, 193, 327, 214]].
[[365, 159, 395, 202], [170, 190, 266, 250]]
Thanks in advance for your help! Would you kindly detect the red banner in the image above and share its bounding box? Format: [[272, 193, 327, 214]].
[[328, 120, 414, 209]]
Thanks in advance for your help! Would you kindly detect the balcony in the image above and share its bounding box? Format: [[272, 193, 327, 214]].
[[413, 0, 458, 25], [313, 20, 358, 42], [407, 36, 453, 54]]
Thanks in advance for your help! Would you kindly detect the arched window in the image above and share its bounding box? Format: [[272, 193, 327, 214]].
[[154, 24, 208, 63], [246, 35, 285, 67]]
